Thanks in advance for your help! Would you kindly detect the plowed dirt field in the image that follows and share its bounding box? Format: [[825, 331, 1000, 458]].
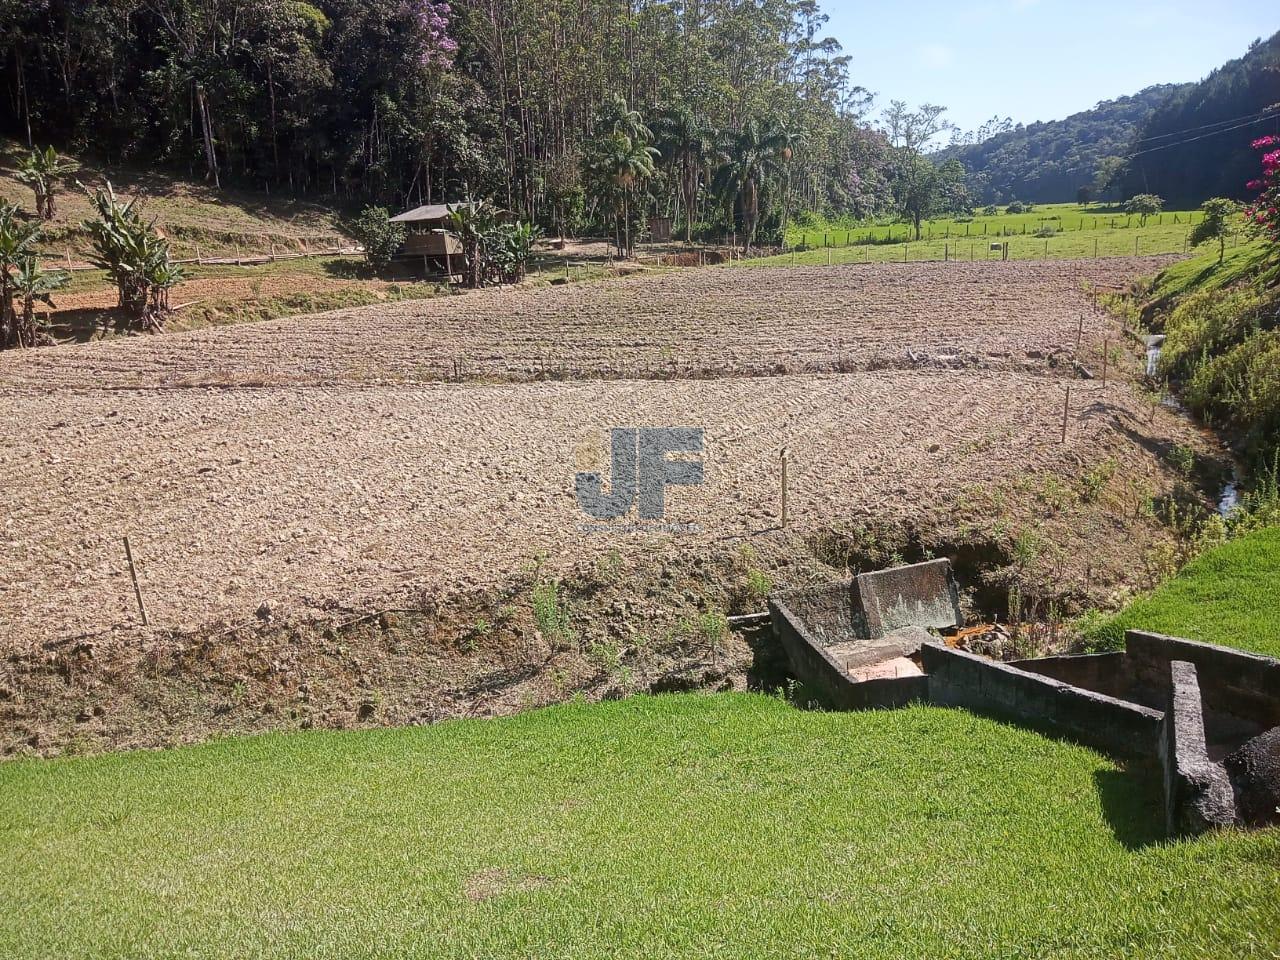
[[1, 258, 1201, 651]]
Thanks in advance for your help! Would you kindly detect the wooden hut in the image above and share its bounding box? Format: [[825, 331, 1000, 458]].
[[389, 202, 470, 276], [647, 215, 673, 243]]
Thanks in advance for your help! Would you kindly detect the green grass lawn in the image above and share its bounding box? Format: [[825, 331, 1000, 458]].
[[3, 694, 1278, 959], [1088, 526, 1280, 657]]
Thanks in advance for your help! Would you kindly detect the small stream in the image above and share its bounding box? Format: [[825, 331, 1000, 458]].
[[1218, 471, 1242, 518], [1142, 333, 1243, 518], [1144, 334, 1167, 376]]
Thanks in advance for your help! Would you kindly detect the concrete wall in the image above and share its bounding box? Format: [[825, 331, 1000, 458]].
[[771, 582, 857, 647], [1008, 652, 1132, 700], [1127, 630, 1280, 737], [1161, 660, 1238, 835], [920, 643, 1163, 759], [769, 595, 927, 711]]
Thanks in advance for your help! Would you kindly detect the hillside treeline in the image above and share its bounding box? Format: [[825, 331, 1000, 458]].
[[0, 0, 905, 238], [941, 86, 1187, 205], [1122, 31, 1280, 207]]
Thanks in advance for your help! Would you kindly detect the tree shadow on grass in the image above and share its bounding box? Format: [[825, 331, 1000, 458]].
[[320, 258, 372, 280], [1094, 767, 1167, 851]]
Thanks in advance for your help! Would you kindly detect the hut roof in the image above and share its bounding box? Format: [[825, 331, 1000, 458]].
[[389, 202, 476, 224]]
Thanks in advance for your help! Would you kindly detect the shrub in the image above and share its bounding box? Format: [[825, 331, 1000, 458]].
[[1158, 286, 1270, 383], [532, 580, 573, 647], [1186, 330, 1280, 467], [1246, 135, 1279, 249], [350, 206, 405, 271]]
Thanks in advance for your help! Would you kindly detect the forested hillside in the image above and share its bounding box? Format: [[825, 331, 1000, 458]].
[[1121, 31, 1280, 207], [0, 0, 900, 240], [940, 85, 1187, 205]]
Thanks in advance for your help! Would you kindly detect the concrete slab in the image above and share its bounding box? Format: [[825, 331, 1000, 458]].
[[853, 559, 962, 639]]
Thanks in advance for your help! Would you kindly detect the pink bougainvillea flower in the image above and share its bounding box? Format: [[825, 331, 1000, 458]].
[[1251, 136, 1277, 149]]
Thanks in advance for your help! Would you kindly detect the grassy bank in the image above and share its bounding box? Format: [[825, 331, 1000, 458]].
[[2, 693, 1278, 959], [1144, 240, 1279, 472], [1086, 526, 1280, 656]]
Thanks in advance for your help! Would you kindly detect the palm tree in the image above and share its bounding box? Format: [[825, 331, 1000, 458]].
[[594, 94, 653, 146], [712, 119, 784, 251], [765, 119, 804, 242], [587, 132, 658, 258], [655, 105, 713, 245]]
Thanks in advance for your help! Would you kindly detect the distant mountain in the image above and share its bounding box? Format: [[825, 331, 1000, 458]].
[[941, 85, 1190, 205], [1122, 31, 1280, 207]]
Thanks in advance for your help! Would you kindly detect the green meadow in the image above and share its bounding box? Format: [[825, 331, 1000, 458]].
[[763, 202, 1233, 265]]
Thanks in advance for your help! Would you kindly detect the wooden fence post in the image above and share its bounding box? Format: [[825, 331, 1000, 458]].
[[780, 447, 789, 529], [123, 536, 150, 627]]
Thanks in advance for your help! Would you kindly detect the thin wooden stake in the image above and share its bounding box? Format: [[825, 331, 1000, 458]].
[[1102, 340, 1109, 389], [1061, 386, 1072, 444], [123, 536, 150, 627], [780, 447, 789, 529], [1076, 314, 1084, 351]]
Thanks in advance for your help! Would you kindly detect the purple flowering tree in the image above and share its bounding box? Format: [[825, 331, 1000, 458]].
[[403, 0, 458, 67]]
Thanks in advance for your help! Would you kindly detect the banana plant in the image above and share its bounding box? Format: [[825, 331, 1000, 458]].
[[9, 256, 68, 348], [81, 181, 183, 329], [0, 201, 45, 348], [15, 146, 72, 220]]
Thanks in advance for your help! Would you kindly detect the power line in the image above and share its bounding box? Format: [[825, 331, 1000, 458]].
[[1131, 106, 1280, 145], [1126, 109, 1280, 160]]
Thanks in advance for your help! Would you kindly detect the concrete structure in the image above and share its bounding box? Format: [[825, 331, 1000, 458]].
[[853, 559, 962, 638], [770, 565, 1280, 837], [1161, 660, 1237, 834]]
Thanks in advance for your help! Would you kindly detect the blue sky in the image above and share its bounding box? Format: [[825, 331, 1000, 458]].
[[819, 0, 1278, 138]]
